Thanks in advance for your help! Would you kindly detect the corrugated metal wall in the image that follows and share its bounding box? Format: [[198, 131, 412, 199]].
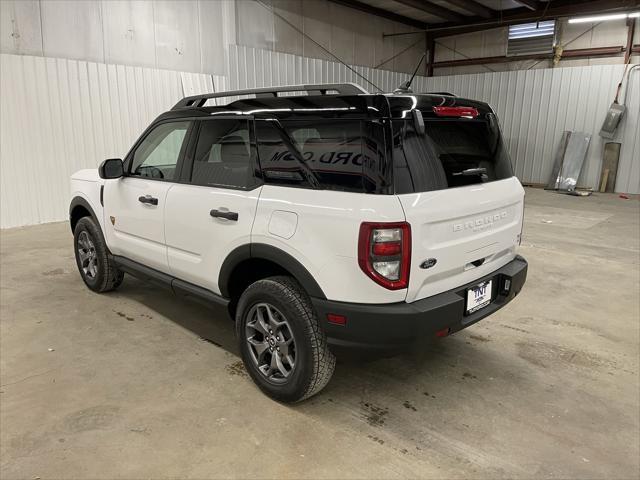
[[419, 65, 639, 194], [227, 44, 413, 95], [228, 45, 639, 195], [615, 68, 640, 195], [0, 0, 235, 76], [1, 48, 638, 228], [0, 54, 216, 228]]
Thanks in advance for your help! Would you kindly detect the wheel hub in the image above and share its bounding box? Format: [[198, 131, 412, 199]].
[[77, 231, 98, 279]]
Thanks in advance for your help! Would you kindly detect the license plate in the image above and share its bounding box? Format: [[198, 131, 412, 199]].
[[466, 280, 492, 314]]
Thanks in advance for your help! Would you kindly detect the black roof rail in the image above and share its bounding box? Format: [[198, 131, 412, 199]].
[[427, 91, 456, 96], [172, 83, 369, 110]]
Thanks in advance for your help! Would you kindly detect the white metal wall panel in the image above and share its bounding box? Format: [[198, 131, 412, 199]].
[[152, 0, 202, 74], [179, 72, 213, 97], [40, 0, 104, 63], [227, 44, 412, 94], [1, 0, 233, 76], [179, 72, 228, 106], [0, 53, 213, 228], [0, 0, 43, 56], [102, 0, 157, 68]]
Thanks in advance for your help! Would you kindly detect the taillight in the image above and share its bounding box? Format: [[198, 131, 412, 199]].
[[433, 106, 479, 118], [358, 222, 411, 290]]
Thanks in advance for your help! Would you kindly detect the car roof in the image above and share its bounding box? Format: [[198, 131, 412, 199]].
[[157, 91, 492, 123]]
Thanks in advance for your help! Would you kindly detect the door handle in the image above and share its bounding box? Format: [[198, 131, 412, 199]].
[[210, 209, 238, 221], [138, 195, 158, 206]]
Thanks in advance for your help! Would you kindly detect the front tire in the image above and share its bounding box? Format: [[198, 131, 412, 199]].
[[73, 216, 124, 293], [236, 276, 336, 403]]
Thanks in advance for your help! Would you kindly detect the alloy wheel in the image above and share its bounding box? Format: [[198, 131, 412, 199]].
[[245, 303, 296, 382], [77, 231, 98, 279]]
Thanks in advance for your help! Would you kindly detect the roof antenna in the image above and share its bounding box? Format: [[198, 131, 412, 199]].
[[394, 53, 426, 94]]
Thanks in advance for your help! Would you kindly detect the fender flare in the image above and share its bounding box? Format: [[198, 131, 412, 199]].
[[218, 243, 326, 300], [69, 196, 100, 232]]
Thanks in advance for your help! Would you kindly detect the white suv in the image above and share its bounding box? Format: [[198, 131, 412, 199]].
[[69, 83, 527, 402]]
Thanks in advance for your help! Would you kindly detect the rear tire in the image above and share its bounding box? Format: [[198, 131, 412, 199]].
[[236, 276, 336, 403], [73, 216, 124, 293]]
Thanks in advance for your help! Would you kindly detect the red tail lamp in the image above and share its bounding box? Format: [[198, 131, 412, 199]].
[[358, 222, 411, 290], [433, 106, 479, 118]]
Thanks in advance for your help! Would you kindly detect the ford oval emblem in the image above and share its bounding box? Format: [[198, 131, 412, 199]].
[[420, 258, 437, 269]]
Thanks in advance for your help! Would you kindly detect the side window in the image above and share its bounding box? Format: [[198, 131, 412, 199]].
[[254, 120, 310, 187], [130, 121, 190, 181], [362, 121, 391, 194], [255, 119, 389, 193], [190, 119, 253, 188]]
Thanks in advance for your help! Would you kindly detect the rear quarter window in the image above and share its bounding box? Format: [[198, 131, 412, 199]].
[[255, 119, 390, 194]]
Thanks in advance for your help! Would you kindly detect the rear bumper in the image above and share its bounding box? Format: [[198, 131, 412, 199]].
[[312, 255, 527, 350]]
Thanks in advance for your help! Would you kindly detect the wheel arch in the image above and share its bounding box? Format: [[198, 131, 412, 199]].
[[220, 243, 327, 309], [69, 196, 100, 233]]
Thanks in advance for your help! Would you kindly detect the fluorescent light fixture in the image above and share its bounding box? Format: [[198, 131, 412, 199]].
[[568, 13, 636, 23]]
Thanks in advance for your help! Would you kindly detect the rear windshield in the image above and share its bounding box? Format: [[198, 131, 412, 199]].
[[255, 119, 390, 194], [393, 114, 513, 194]]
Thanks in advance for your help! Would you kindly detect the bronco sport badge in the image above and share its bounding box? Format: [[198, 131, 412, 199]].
[[453, 211, 508, 233]]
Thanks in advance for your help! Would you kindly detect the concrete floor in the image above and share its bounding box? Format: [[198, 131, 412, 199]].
[[1, 188, 638, 479]]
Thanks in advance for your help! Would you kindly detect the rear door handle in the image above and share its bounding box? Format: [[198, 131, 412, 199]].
[[138, 195, 158, 205], [210, 209, 238, 221]]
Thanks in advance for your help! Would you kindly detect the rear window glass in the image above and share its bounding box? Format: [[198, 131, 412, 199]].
[[255, 120, 389, 193], [393, 114, 513, 194]]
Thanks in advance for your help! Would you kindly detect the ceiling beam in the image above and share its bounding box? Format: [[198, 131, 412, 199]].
[[428, 0, 640, 37], [432, 46, 626, 68], [329, 0, 427, 29], [513, 0, 542, 10], [442, 0, 498, 18], [394, 0, 466, 22]]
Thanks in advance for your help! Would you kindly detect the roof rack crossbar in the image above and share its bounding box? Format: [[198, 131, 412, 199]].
[[172, 83, 368, 110]]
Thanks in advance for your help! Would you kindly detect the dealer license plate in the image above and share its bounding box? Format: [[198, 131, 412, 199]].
[[466, 280, 492, 314]]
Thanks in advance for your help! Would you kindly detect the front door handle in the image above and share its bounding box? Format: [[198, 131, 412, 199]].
[[210, 209, 238, 221], [138, 195, 158, 206]]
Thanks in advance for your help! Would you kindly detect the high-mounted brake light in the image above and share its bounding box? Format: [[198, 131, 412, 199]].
[[433, 106, 479, 118], [358, 222, 411, 290]]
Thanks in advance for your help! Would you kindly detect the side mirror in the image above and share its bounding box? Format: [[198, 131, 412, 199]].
[[98, 158, 124, 179]]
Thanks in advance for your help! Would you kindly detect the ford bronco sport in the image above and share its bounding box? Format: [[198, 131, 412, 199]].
[[69, 83, 527, 403]]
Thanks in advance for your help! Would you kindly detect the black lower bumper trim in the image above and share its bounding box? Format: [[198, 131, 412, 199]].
[[312, 255, 527, 350]]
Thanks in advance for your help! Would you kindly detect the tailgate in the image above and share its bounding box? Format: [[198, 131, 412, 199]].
[[399, 177, 524, 303]]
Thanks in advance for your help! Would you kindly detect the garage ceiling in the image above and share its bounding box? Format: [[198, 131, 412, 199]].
[[357, 0, 526, 24], [330, 0, 640, 36]]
